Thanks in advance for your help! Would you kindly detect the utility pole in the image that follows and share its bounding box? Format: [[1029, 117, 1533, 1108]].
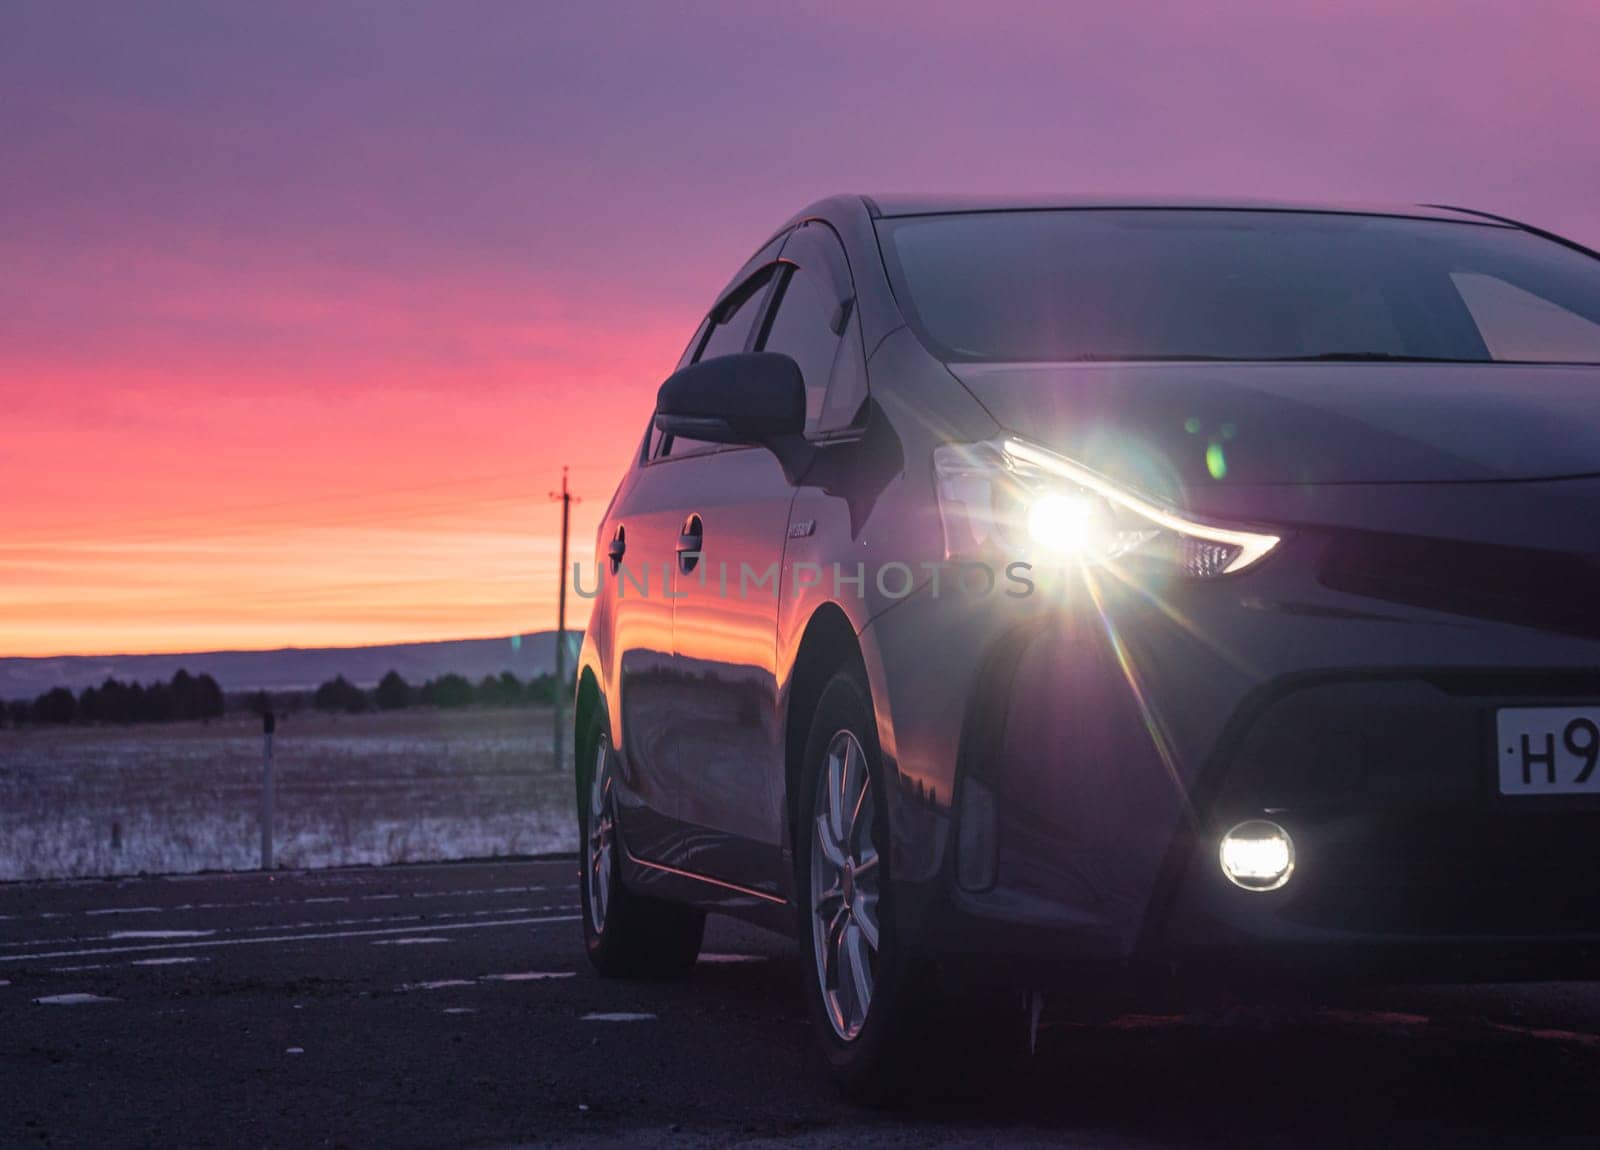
[[548, 467, 579, 774], [260, 708, 276, 870]]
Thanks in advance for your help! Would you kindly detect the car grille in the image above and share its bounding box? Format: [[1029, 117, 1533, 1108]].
[[1318, 530, 1600, 639]]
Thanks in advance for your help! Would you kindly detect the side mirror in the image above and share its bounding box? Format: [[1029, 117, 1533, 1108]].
[[654, 352, 805, 447]]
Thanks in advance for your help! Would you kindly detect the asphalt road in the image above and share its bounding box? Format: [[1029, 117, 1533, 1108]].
[[3, 859, 1599, 1148]]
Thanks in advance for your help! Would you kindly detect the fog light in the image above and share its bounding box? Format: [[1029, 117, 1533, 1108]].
[[1219, 820, 1294, 891]]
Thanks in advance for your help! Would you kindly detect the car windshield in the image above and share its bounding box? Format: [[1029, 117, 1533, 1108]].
[[877, 209, 1600, 364]]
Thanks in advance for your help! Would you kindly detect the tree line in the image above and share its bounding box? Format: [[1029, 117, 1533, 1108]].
[[3, 669, 225, 728], [2, 667, 567, 729], [307, 670, 563, 714]]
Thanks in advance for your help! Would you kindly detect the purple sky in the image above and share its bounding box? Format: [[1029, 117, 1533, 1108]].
[[4, 1, 1598, 654]]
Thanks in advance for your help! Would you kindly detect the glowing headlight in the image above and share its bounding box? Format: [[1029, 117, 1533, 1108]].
[[933, 436, 1280, 577], [1025, 492, 1105, 554], [1219, 820, 1295, 891]]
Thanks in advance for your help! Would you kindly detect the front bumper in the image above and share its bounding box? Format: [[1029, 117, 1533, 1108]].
[[939, 655, 1600, 982], [860, 496, 1600, 981]]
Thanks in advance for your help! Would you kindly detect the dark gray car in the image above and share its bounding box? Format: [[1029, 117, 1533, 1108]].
[[573, 196, 1600, 1096]]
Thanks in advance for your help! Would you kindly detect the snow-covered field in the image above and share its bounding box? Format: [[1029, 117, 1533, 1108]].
[[0, 707, 578, 881]]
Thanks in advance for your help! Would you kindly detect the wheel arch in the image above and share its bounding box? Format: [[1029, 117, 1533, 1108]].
[[783, 602, 871, 861], [573, 664, 603, 795]]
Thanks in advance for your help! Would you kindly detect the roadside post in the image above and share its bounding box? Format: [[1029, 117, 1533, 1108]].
[[261, 709, 276, 870]]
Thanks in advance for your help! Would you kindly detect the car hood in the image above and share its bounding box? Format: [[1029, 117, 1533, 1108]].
[[949, 362, 1600, 487]]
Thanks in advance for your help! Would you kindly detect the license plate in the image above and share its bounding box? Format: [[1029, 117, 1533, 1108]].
[[1497, 708, 1600, 795]]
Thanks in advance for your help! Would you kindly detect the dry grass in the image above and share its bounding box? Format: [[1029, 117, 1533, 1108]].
[[0, 706, 578, 882]]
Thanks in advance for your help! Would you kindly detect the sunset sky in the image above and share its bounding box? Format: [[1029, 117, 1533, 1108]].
[[4, 1, 1599, 657]]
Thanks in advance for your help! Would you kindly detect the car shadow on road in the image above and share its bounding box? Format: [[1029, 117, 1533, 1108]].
[[916, 1003, 1600, 1145], [685, 956, 1600, 1144]]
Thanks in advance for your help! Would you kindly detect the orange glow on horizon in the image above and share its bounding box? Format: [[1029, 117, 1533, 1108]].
[[2, 323, 682, 658]]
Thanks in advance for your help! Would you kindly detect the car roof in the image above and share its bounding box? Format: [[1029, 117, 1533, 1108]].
[[856, 194, 1510, 227]]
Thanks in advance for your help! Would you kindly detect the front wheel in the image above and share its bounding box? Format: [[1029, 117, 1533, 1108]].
[[796, 669, 1026, 1102], [578, 722, 704, 979], [795, 669, 934, 1100]]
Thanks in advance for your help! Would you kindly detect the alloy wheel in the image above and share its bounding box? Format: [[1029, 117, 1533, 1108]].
[[587, 738, 614, 935], [809, 729, 881, 1042]]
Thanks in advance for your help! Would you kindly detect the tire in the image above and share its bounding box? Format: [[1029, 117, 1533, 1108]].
[[795, 667, 949, 1102], [578, 714, 704, 979], [796, 669, 1030, 1102]]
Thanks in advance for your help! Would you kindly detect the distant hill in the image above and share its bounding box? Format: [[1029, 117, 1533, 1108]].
[[0, 632, 581, 699]]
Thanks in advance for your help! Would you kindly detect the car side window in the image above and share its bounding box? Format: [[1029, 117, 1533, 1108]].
[[699, 265, 778, 363], [760, 263, 843, 435], [652, 266, 779, 460], [760, 223, 866, 438], [677, 316, 712, 371], [817, 304, 869, 434], [645, 317, 712, 462]]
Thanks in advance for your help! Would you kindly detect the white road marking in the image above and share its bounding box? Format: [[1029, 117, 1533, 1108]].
[[582, 1012, 656, 1022], [0, 907, 567, 954], [442, 1007, 476, 1015], [0, 914, 580, 963], [0, 980, 10, 987], [399, 979, 478, 991], [35, 993, 118, 1005], [233, 907, 542, 933], [371, 937, 450, 946], [286, 1047, 305, 1055], [218, 909, 531, 937], [397, 971, 574, 991], [50, 964, 107, 972], [23, 883, 553, 923], [132, 956, 206, 966], [698, 953, 766, 964], [109, 930, 215, 940]]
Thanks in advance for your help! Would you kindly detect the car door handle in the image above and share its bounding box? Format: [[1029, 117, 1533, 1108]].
[[677, 515, 703, 574], [607, 528, 626, 572]]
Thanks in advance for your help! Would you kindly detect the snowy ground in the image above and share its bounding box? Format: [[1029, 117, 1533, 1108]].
[[0, 707, 577, 881]]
